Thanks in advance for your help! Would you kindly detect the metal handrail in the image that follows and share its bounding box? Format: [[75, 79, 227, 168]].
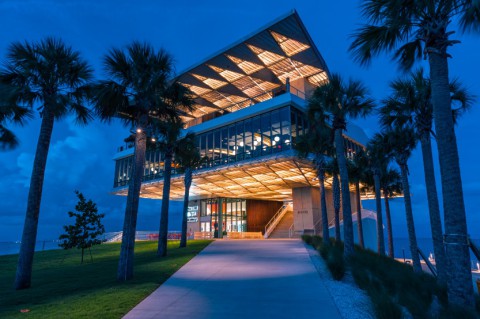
[[418, 248, 437, 277], [313, 218, 323, 235], [328, 217, 336, 227], [288, 224, 295, 238], [264, 203, 292, 239]]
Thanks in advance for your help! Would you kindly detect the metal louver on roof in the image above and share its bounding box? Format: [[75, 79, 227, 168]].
[[176, 11, 329, 123]]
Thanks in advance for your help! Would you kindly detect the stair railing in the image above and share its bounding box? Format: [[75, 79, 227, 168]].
[[418, 248, 437, 277], [264, 203, 292, 239], [288, 223, 295, 238], [469, 238, 480, 261]]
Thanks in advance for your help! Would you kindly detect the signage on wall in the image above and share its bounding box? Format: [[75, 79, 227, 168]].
[[187, 206, 199, 223], [296, 210, 308, 214]]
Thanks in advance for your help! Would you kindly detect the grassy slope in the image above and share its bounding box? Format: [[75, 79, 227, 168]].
[[0, 240, 211, 318]]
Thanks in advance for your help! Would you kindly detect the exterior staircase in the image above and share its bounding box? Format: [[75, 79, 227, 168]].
[[268, 210, 294, 238]]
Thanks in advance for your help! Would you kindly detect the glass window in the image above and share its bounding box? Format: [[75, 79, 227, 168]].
[[214, 130, 221, 165], [228, 124, 236, 163], [207, 133, 213, 165], [244, 118, 252, 159], [236, 121, 244, 161], [280, 107, 291, 149], [252, 115, 261, 158], [271, 109, 281, 152], [221, 127, 228, 164], [261, 112, 271, 155], [291, 110, 297, 144]]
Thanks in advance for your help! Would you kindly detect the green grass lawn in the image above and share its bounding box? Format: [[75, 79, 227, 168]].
[[0, 240, 212, 319]]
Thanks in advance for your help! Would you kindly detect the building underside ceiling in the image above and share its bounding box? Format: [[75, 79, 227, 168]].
[[113, 153, 373, 201], [176, 12, 329, 122]]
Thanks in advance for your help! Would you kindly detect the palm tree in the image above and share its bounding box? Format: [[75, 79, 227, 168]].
[[381, 127, 422, 273], [350, 1, 479, 306], [154, 118, 185, 257], [348, 150, 370, 248], [380, 68, 473, 285], [92, 42, 192, 281], [0, 100, 31, 150], [295, 124, 334, 245], [175, 133, 207, 248], [367, 135, 390, 255], [309, 73, 375, 257], [381, 167, 402, 258], [0, 38, 93, 289], [325, 160, 342, 242]]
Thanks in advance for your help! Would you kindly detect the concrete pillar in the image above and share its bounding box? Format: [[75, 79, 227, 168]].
[[292, 187, 320, 234]]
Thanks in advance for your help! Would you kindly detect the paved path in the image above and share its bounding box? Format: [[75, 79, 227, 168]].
[[124, 239, 342, 319]]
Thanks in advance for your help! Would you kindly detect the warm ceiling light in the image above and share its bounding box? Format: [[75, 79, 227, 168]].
[[256, 136, 261, 142], [274, 136, 280, 142], [151, 137, 156, 142], [270, 31, 310, 57], [137, 129, 142, 133]]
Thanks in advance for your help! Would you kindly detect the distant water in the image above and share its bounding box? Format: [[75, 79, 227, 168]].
[[0, 240, 61, 256], [394, 237, 480, 268], [0, 231, 184, 256]]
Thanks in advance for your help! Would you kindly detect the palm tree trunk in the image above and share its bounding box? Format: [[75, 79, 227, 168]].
[[333, 173, 341, 242], [419, 134, 447, 286], [15, 109, 55, 290], [374, 170, 385, 255], [318, 162, 330, 246], [334, 129, 354, 257], [355, 182, 364, 248], [157, 150, 173, 257], [117, 117, 147, 281], [180, 167, 192, 248], [398, 163, 421, 273], [429, 52, 473, 307], [383, 189, 394, 258]]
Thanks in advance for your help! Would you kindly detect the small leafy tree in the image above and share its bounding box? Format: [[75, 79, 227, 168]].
[[59, 191, 105, 263]]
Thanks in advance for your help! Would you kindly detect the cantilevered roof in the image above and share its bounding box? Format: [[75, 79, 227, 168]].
[[113, 151, 375, 201], [177, 10, 329, 122]]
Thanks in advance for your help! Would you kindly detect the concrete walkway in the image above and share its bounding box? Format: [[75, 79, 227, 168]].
[[124, 240, 342, 319]]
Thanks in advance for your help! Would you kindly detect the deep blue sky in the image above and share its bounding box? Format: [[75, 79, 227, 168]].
[[1, 0, 479, 242]]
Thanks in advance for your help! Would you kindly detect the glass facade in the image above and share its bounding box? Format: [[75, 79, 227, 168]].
[[196, 106, 301, 169], [112, 105, 363, 188], [113, 105, 309, 187], [199, 198, 247, 233]]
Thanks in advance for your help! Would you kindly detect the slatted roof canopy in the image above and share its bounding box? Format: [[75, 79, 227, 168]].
[[113, 152, 376, 201], [177, 11, 329, 123]]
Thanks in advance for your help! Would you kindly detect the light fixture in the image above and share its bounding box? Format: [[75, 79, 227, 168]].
[[151, 167, 154, 171], [154, 170, 158, 174], [254, 141, 258, 146], [285, 139, 290, 144], [151, 137, 156, 142], [256, 136, 261, 142], [272, 141, 276, 146], [240, 141, 244, 147], [274, 136, 280, 142], [137, 128, 142, 133]]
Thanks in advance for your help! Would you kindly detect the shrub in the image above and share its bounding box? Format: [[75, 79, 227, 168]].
[[326, 245, 345, 281], [301, 234, 313, 245], [369, 288, 403, 319], [311, 235, 323, 249]]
